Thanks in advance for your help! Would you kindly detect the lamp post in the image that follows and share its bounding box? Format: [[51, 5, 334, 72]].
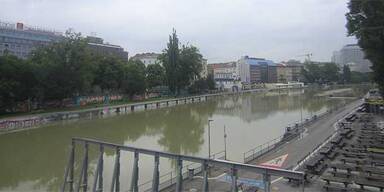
[[208, 119, 213, 159], [224, 125, 227, 160]]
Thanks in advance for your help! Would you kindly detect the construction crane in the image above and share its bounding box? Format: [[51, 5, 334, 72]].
[[296, 53, 312, 62]]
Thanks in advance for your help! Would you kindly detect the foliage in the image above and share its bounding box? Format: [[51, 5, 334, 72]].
[[179, 45, 203, 88], [160, 29, 180, 94], [30, 30, 94, 100], [160, 29, 204, 95], [0, 54, 36, 111], [301, 62, 339, 84], [122, 59, 146, 96], [350, 71, 371, 83], [346, 0, 384, 95], [146, 63, 165, 88], [93, 56, 125, 93], [206, 73, 216, 90], [342, 65, 352, 83]]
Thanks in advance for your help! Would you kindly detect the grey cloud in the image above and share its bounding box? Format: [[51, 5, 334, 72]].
[[0, 0, 356, 63]]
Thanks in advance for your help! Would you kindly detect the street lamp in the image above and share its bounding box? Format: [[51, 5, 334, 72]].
[[208, 119, 213, 159], [224, 125, 227, 160]]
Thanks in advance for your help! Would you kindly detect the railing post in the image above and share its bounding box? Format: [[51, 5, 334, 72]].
[[92, 145, 104, 192], [110, 148, 120, 192], [83, 142, 89, 192], [175, 157, 183, 192], [152, 154, 160, 192], [231, 166, 238, 192], [61, 140, 75, 192], [130, 151, 139, 192], [202, 160, 209, 192], [75, 142, 89, 192], [263, 172, 271, 192]]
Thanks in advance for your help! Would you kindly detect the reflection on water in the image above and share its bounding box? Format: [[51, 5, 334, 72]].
[[0, 87, 367, 191]]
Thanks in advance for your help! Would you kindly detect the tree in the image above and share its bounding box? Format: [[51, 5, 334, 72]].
[[301, 62, 339, 84], [343, 65, 352, 83], [206, 73, 216, 90], [346, 0, 384, 95], [179, 45, 203, 88], [159, 29, 204, 95], [321, 62, 339, 83], [160, 29, 180, 95], [93, 56, 125, 93], [301, 62, 322, 83], [30, 30, 94, 101], [122, 59, 146, 96], [0, 54, 36, 111], [146, 63, 165, 88]]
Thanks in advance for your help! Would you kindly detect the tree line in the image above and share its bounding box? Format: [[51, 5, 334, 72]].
[[0, 30, 214, 113], [346, 0, 384, 96], [301, 62, 371, 84]]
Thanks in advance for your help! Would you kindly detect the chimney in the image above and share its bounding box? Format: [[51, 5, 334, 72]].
[[16, 22, 24, 30]]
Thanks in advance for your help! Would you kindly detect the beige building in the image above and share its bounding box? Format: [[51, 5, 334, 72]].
[[276, 60, 304, 83], [131, 52, 161, 67]]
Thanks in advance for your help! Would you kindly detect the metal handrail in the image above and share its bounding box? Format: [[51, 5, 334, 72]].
[[242, 102, 348, 163], [61, 137, 305, 192], [137, 150, 226, 192]]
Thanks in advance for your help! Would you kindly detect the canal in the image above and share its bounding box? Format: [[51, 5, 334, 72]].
[[0, 87, 367, 191]]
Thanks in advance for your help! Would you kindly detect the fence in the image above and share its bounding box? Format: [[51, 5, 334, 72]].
[[138, 151, 226, 192], [243, 102, 348, 163], [61, 137, 304, 192]]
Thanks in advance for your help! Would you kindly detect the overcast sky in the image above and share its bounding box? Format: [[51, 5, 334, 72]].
[[1, 0, 356, 63]]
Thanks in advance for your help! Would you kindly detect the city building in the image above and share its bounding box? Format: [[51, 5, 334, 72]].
[[282, 60, 304, 82], [130, 52, 161, 67], [332, 44, 372, 73], [237, 56, 275, 83], [208, 61, 239, 89], [0, 21, 62, 59], [86, 36, 128, 61], [0, 21, 129, 61], [276, 63, 288, 83]]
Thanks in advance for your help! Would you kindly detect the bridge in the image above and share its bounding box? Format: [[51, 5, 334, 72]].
[[61, 137, 305, 192]]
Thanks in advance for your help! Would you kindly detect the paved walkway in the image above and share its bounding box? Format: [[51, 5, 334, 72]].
[[163, 99, 363, 192]]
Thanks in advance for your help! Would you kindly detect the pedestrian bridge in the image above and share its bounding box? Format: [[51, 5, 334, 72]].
[[61, 137, 305, 192]]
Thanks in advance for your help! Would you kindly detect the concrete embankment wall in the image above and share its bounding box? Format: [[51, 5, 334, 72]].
[[0, 89, 269, 134]]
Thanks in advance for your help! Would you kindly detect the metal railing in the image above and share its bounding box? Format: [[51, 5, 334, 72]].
[[243, 103, 347, 163], [61, 137, 305, 192], [138, 150, 226, 192]]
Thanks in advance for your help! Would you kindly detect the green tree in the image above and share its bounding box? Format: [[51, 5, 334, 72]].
[[122, 59, 146, 96], [179, 45, 203, 88], [321, 62, 339, 83], [30, 30, 94, 101], [343, 65, 352, 83], [301, 62, 321, 83], [160, 30, 203, 95], [206, 73, 216, 90], [301, 62, 339, 83], [0, 54, 36, 111], [93, 56, 125, 93], [146, 63, 165, 88], [160, 29, 180, 94], [346, 0, 384, 95]]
